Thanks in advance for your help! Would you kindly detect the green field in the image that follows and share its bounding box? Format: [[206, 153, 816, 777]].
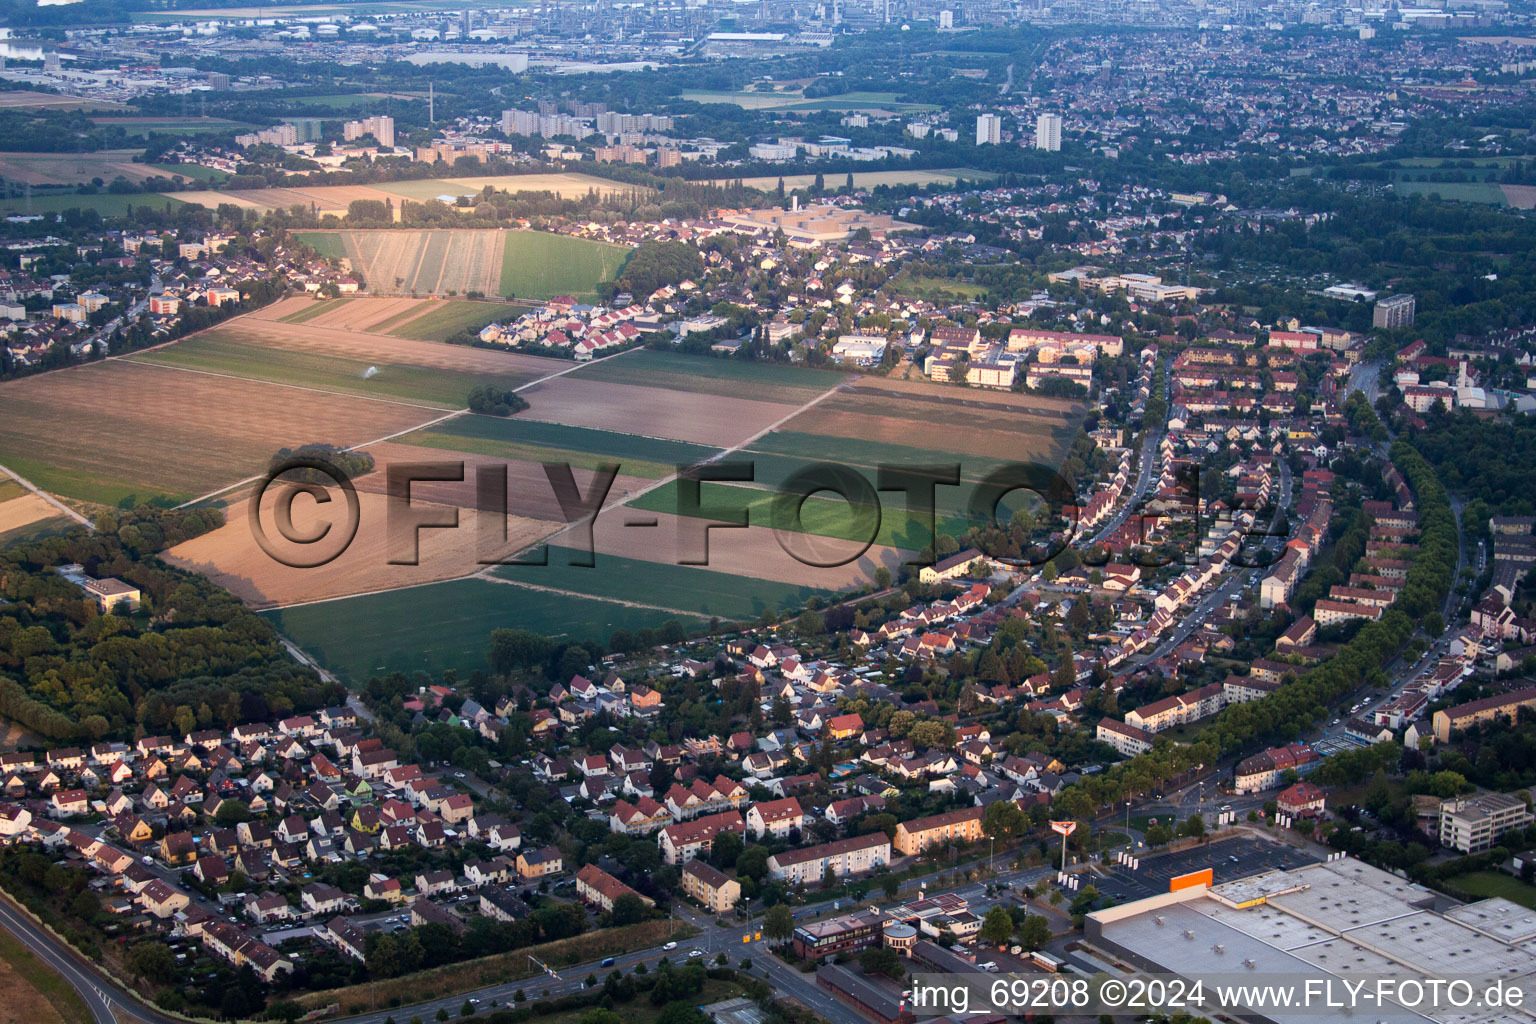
[[129, 328, 536, 409], [90, 116, 253, 136], [263, 579, 709, 682], [386, 300, 510, 342], [0, 479, 24, 503], [626, 479, 957, 552], [889, 271, 990, 300], [492, 546, 837, 620], [279, 297, 355, 323], [500, 231, 630, 301], [401, 416, 718, 478], [0, 192, 186, 217], [1446, 871, 1536, 908], [1392, 180, 1509, 205], [0, 454, 161, 507], [298, 232, 349, 260], [149, 163, 229, 182], [570, 349, 847, 403]]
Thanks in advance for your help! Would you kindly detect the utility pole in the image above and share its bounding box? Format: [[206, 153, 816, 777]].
[[429, 81, 435, 125]]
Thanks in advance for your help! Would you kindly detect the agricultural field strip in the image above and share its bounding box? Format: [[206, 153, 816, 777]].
[[121, 353, 449, 411], [472, 373, 860, 573], [475, 575, 709, 620], [173, 345, 643, 509]]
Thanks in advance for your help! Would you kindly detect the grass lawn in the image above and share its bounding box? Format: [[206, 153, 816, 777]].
[[129, 329, 532, 410], [399, 416, 718, 479], [0, 479, 24, 503], [889, 271, 989, 300], [1446, 871, 1536, 908], [265, 580, 708, 682], [296, 232, 349, 261], [386, 300, 510, 342], [500, 231, 630, 301], [278, 297, 355, 323], [570, 349, 846, 403], [492, 546, 838, 620]]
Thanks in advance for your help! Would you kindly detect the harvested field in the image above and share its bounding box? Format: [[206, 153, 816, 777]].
[[0, 491, 67, 536], [329, 230, 505, 297], [131, 318, 560, 409], [351, 440, 655, 521], [277, 298, 358, 325], [291, 296, 425, 332], [0, 150, 160, 186], [787, 405, 1068, 461], [0, 360, 440, 505], [162, 487, 559, 609], [170, 189, 270, 212], [517, 377, 793, 445], [0, 92, 124, 111], [372, 173, 635, 202], [1504, 184, 1536, 209], [570, 349, 848, 403], [251, 295, 321, 321]]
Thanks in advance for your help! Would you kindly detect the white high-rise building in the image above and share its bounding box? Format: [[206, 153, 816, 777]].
[[1035, 112, 1062, 152], [975, 114, 1001, 146], [938, 9, 953, 27]]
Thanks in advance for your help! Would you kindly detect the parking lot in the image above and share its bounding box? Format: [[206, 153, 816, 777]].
[[1089, 835, 1319, 903]]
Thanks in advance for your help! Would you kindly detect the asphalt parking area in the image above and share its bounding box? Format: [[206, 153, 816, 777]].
[[1089, 835, 1319, 903]]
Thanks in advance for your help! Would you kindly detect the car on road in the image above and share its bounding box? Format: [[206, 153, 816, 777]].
[[688, 949, 704, 959], [455, 772, 466, 779], [601, 957, 615, 967], [664, 941, 677, 950]]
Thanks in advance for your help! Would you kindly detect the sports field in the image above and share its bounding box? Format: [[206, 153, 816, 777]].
[[499, 230, 631, 301], [262, 579, 709, 682]]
